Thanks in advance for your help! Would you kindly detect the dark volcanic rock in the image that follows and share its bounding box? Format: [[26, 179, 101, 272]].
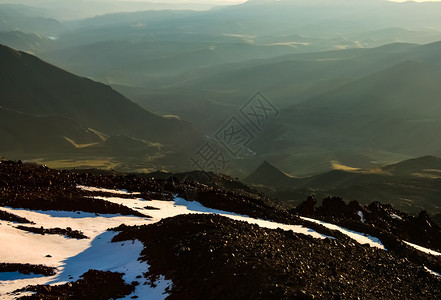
[[3, 160, 441, 299], [0, 263, 56, 276], [113, 214, 441, 299], [295, 197, 441, 275], [296, 196, 441, 252], [15, 225, 88, 239], [362, 202, 441, 251], [296, 195, 317, 216], [0, 160, 289, 224], [0, 161, 147, 217], [19, 270, 135, 300], [0, 209, 34, 224]]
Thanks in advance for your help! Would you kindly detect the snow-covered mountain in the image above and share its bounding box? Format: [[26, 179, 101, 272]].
[[0, 160, 440, 299]]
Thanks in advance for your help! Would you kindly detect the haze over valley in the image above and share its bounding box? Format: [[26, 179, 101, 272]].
[[2, 1, 441, 298]]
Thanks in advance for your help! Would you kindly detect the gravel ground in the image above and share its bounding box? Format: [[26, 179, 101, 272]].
[[113, 214, 441, 299]]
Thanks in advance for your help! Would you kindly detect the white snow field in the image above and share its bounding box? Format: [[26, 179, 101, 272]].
[[0, 186, 328, 299], [0, 185, 429, 298], [403, 241, 441, 256], [424, 266, 441, 278], [300, 216, 386, 250]]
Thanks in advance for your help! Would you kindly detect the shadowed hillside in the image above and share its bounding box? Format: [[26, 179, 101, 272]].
[[0, 107, 101, 154], [244, 160, 297, 188], [245, 156, 441, 216], [0, 44, 201, 146], [0, 44, 204, 172]]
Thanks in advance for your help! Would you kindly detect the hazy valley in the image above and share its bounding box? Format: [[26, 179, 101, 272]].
[[1, 0, 441, 298]]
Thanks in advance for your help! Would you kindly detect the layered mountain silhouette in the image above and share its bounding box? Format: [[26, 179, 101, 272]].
[[0, 44, 202, 159], [278, 57, 441, 159], [296, 60, 441, 116], [0, 31, 53, 53], [244, 160, 295, 188], [0, 4, 62, 34], [246, 156, 441, 215], [382, 155, 441, 177]]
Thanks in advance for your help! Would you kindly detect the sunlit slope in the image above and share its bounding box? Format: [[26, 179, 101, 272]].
[[0, 107, 102, 154]]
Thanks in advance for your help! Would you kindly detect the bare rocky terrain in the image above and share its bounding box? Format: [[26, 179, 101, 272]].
[[1, 160, 440, 299]]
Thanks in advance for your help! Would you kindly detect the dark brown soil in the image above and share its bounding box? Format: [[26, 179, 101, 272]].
[[15, 225, 88, 239], [19, 270, 135, 300], [113, 214, 441, 299], [0, 263, 56, 276]]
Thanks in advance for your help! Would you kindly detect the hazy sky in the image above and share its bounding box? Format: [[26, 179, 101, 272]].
[[391, 0, 441, 1], [390, 0, 441, 1], [145, 0, 239, 1], [118, 0, 440, 1], [105, 0, 245, 3]]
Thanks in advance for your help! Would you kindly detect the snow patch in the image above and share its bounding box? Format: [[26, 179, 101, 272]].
[[390, 213, 402, 220], [1, 185, 397, 297], [404, 241, 441, 256], [424, 266, 441, 278], [77, 185, 140, 196], [300, 216, 385, 250], [0, 186, 329, 297], [95, 194, 331, 240], [357, 211, 365, 223], [0, 207, 163, 298]]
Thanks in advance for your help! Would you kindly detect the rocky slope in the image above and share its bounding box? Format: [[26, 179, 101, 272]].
[[0, 160, 440, 299], [114, 214, 441, 299]]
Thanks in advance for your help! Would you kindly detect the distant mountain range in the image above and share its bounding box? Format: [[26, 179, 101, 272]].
[[0, 44, 202, 170], [0, 4, 62, 34], [245, 156, 441, 215], [278, 56, 441, 155]]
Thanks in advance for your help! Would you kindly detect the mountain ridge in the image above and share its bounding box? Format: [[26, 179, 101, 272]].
[[0, 44, 203, 162], [244, 160, 296, 188], [245, 155, 441, 215]]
